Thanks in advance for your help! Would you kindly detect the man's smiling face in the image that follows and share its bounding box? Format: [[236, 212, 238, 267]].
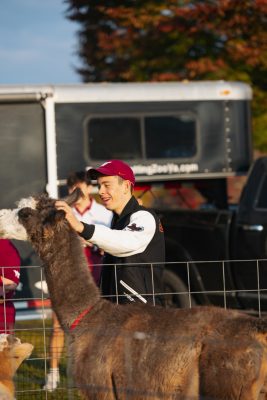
[[97, 175, 131, 215]]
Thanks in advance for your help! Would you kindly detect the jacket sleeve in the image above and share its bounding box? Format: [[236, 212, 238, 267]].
[[82, 210, 156, 257]]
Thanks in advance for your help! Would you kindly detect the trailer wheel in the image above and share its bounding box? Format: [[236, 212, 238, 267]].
[[163, 269, 196, 309]]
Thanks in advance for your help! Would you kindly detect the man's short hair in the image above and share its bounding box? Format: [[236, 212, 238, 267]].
[[67, 171, 92, 188], [117, 176, 133, 193]]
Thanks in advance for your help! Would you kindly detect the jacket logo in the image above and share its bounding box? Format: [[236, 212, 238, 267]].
[[127, 223, 144, 232], [14, 270, 20, 279]]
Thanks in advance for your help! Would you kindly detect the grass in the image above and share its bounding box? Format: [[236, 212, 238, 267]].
[[13, 318, 82, 399]]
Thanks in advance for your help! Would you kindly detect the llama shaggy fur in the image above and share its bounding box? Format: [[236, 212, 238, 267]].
[[0, 334, 33, 400], [1, 192, 267, 399]]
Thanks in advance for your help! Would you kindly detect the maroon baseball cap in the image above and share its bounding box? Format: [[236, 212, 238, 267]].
[[88, 160, 135, 186]]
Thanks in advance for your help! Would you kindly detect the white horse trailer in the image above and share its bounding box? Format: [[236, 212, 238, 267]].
[[0, 81, 252, 315], [0, 80, 252, 205]]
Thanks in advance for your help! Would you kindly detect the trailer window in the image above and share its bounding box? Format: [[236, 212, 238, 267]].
[[88, 117, 141, 160], [86, 113, 197, 161], [145, 115, 196, 158]]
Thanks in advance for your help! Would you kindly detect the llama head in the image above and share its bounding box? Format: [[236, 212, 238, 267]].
[[17, 195, 68, 253], [0, 334, 33, 400], [0, 196, 52, 242], [0, 189, 83, 248], [0, 334, 33, 374]]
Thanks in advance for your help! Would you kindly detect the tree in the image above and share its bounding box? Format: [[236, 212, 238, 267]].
[[65, 0, 267, 151]]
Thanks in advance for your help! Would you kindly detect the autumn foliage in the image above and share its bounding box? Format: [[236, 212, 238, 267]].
[[65, 0, 267, 151]]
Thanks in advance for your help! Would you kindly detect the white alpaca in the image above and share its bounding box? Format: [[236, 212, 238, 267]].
[[0, 196, 36, 241]]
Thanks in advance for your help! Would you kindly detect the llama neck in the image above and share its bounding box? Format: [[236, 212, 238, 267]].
[[39, 230, 101, 331]]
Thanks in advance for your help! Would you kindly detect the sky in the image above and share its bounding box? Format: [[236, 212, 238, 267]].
[[0, 0, 81, 84]]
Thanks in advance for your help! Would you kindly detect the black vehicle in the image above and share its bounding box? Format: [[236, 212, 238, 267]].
[[147, 157, 267, 311], [1, 80, 263, 314]]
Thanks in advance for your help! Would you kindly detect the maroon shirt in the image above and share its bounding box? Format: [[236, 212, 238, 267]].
[[0, 239, 21, 333]]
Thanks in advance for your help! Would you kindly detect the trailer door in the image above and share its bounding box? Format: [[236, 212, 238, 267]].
[[0, 101, 47, 208]]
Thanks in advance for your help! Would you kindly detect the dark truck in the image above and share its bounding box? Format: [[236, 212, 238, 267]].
[[152, 157, 267, 311], [1, 80, 263, 314]]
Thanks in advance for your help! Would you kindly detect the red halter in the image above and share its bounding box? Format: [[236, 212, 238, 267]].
[[70, 306, 93, 331]]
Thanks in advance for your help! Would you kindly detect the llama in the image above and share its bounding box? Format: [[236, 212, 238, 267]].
[[0, 334, 33, 400], [0, 191, 267, 399]]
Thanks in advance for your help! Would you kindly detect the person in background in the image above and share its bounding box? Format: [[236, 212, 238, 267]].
[[67, 170, 113, 284], [56, 159, 165, 306], [43, 171, 112, 392], [0, 239, 21, 334]]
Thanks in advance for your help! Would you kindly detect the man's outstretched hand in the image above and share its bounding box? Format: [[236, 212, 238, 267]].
[[55, 201, 84, 233]]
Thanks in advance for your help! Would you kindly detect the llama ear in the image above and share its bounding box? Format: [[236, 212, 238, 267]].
[[7, 335, 21, 346], [62, 188, 84, 206]]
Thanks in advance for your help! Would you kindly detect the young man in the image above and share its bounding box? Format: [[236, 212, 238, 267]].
[[44, 171, 112, 391], [56, 160, 165, 305]]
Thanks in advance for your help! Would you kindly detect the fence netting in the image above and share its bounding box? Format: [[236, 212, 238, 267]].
[[0, 259, 266, 399]]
